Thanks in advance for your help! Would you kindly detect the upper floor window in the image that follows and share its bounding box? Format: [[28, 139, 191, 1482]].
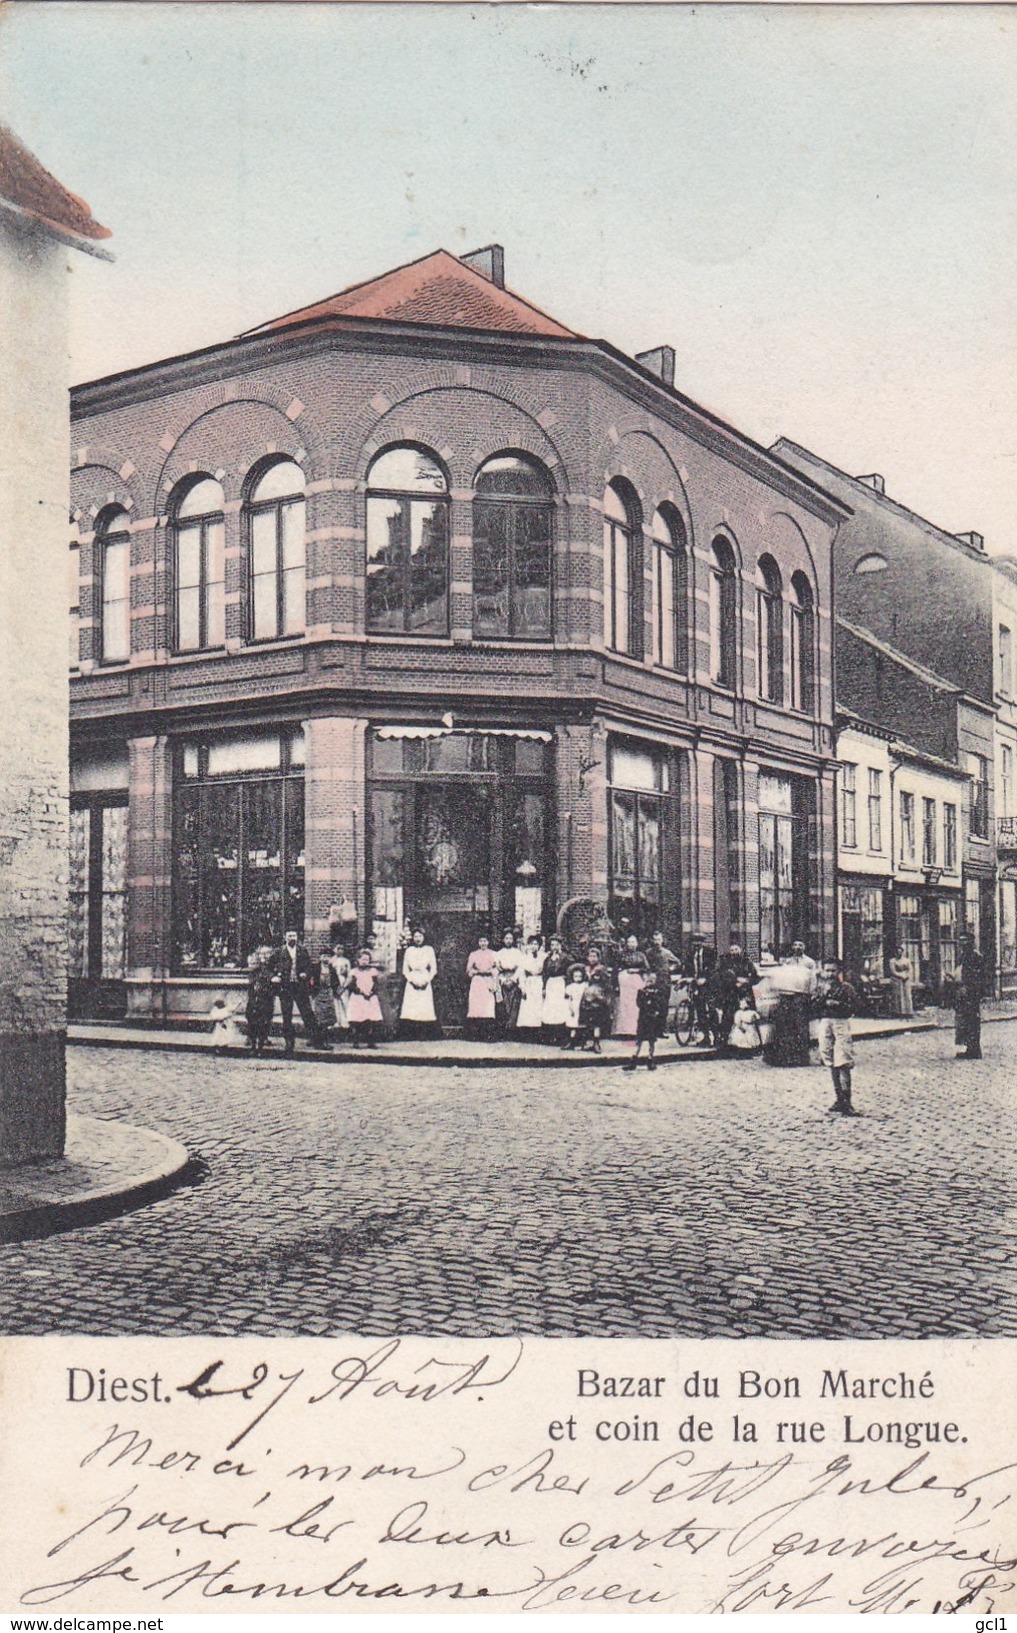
[[790, 572, 816, 712], [900, 789, 916, 863], [603, 480, 642, 658], [174, 477, 225, 652], [944, 802, 958, 870], [755, 555, 783, 703], [999, 624, 1013, 695], [473, 453, 553, 640], [1002, 744, 1014, 819], [366, 445, 449, 636], [651, 505, 688, 673], [247, 460, 306, 641], [841, 762, 858, 848], [867, 766, 883, 851], [710, 536, 738, 689], [967, 752, 989, 838], [96, 506, 131, 663], [922, 796, 937, 866]]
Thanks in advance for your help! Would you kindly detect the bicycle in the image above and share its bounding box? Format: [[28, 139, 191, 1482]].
[[672, 976, 701, 1047]]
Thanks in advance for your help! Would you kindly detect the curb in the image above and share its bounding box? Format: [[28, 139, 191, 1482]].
[[67, 1033, 721, 1069], [61, 1011, 995, 1067], [0, 1114, 190, 1244]]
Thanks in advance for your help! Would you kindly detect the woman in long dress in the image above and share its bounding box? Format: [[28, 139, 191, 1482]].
[[614, 934, 649, 1037], [400, 928, 438, 1035], [889, 946, 914, 1017], [516, 934, 546, 1030], [541, 934, 572, 1043], [465, 935, 498, 1039], [495, 929, 524, 1034], [762, 950, 814, 1066], [326, 946, 352, 1032]]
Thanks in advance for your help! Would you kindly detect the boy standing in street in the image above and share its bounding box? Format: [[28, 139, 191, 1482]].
[[816, 958, 859, 1116]]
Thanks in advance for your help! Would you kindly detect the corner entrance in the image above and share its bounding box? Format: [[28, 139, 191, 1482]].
[[368, 729, 550, 1026]]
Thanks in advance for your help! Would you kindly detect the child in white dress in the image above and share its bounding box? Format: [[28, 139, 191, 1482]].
[[729, 992, 763, 1055]]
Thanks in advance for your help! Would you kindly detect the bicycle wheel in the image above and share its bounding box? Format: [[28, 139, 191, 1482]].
[[675, 997, 695, 1047]]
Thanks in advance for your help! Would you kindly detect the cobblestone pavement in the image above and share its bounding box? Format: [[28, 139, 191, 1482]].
[[2, 1029, 1015, 1339]]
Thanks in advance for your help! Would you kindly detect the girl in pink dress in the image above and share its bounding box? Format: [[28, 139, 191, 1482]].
[[347, 949, 384, 1048], [465, 935, 498, 1039]]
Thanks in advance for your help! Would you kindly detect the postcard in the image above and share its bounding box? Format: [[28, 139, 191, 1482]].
[[1, 1, 1014, 1615]]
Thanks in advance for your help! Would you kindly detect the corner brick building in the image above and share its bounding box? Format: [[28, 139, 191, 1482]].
[[68, 246, 846, 1027]]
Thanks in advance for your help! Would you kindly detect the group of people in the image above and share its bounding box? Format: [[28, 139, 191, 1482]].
[[208, 929, 388, 1056], [464, 927, 680, 1058], [211, 921, 987, 1109]]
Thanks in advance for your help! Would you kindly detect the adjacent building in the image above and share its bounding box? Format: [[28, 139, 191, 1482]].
[[773, 440, 1002, 990], [993, 555, 1017, 993], [836, 713, 968, 1000], [0, 125, 109, 1160], [68, 245, 848, 1026]]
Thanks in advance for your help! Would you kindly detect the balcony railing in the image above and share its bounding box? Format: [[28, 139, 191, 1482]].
[[998, 815, 1017, 853]]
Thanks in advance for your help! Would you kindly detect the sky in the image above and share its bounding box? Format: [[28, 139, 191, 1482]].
[[2, 2, 1015, 553]]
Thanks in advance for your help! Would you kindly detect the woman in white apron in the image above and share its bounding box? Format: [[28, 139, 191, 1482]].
[[516, 934, 546, 1030], [400, 928, 438, 1033], [541, 934, 571, 1043]]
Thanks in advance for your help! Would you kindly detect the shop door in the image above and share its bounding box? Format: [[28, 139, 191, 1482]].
[[412, 784, 494, 1025], [68, 797, 128, 1019]]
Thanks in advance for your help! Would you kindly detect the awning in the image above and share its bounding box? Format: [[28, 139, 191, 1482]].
[[375, 725, 552, 742]]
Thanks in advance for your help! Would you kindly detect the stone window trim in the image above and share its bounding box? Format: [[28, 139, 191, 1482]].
[[94, 504, 132, 667], [755, 553, 784, 706], [171, 475, 227, 655]]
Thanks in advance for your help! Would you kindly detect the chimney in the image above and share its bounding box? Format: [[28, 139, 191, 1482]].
[[461, 244, 505, 288], [955, 530, 985, 553], [635, 345, 675, 388], [856, 474, 886, 495]]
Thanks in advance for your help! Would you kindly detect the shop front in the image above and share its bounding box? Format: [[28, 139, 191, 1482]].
[[367, 727, 552, 1025], [839, 878, 888, 982], [895, 878, 961, 1002]]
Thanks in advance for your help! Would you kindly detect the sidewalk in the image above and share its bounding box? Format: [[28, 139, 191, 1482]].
[[63, 1002, 1011, 1068], [0, 1112, 189, 1241]]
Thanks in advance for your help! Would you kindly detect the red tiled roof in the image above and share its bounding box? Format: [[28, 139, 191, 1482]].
[[0, 124, 110, 246], [244, 249, 577, 339]]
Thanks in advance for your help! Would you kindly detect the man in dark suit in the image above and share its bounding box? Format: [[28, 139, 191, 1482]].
[[682, 935, 717, 1047], [954, 934, 985, 1060], [270, 929, 325, 1055]]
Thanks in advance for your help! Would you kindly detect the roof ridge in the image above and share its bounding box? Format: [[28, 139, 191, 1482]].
[[0, 122, 110, 248], [240, 246, 576, 341]]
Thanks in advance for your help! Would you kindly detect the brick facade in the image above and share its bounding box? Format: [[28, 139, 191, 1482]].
[[68, 256, 845, 1021]]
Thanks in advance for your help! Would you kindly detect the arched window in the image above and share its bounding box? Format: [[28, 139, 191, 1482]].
[[755, 554, 784, 704], [710, 536, 738, 688], [174, 477, 225, 652], [97, 506, 130, 663], [651, 505, 689, 673], [246, 460, 306, 641], [473, 453, 553, 639], [790, 571, 816, 712], [366, 445, 449, 635], [603, 479, 642, 658]]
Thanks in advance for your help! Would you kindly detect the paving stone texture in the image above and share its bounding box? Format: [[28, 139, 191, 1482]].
[[1, 1030, 1014, 1339]]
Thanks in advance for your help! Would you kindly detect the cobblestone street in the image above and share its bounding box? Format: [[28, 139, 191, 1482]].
[[2, 1028, 1015, 1339]]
